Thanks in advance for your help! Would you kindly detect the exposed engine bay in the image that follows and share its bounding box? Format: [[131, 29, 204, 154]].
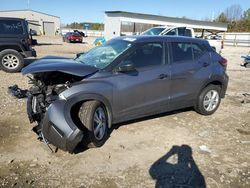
[[27, 72, 83, 144]]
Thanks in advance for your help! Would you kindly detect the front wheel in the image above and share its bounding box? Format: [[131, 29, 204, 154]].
[[79, 101, 109, 148], [195, 85, 221, 115]]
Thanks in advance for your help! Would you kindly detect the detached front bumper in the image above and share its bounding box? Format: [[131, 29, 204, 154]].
[[28, 97, 83, 152]]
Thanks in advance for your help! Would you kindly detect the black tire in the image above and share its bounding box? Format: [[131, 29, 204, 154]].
[[0, 49, 24, 73], [79, 101, 109, 148], [194, 85, 221, 115]]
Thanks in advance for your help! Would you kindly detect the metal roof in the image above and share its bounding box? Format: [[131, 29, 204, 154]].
[[105, 11, 227, 31], [0, 9, 60, 18]]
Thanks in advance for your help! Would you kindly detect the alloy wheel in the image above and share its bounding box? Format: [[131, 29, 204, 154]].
[[2, 54, 20, 69], [203, 90, 219, 112], [93, 107, 107, 140]]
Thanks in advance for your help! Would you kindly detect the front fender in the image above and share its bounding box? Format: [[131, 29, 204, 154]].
[[66, 93, 113, 128], [61, 81, 114, 127]]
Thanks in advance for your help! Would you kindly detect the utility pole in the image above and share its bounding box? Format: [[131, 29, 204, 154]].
[[211, 11, 215, 21]]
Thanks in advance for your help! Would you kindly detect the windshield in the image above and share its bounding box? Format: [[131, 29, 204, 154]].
[[141, 28, 165, 35], [76, 39, 133, 69]]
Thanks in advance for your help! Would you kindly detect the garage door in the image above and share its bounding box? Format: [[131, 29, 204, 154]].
[[43, 22, 55, 36]]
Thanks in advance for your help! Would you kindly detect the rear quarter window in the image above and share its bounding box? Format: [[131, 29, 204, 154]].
[[0, 20, 24, 35]]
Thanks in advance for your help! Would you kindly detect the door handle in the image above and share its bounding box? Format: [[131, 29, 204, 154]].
[[158, 74, 168, 79], [203, 62, 210, 67]]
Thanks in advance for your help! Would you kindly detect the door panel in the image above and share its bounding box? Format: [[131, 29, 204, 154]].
[[170, 42, 212, 109], [112, 65, 171, 120], [111, 42, 171, 120]]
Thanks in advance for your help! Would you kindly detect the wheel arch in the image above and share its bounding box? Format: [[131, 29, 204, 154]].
[[68, 94, 113, 129], [0, 45, 24, 54], [198, 79, 224, 99]]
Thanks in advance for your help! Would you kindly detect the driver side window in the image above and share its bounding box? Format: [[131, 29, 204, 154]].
[[120, 43, 163, 68]]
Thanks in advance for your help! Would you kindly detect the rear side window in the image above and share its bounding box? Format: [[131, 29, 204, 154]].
[[123, 43, 163, 68], [0, 20, 24, 35], [177, 28, 186, 36], [171, 42, 193, 63], [184, 29, 192, 37], [191, 43, 205, 59]]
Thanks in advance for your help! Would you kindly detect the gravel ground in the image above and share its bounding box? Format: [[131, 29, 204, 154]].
[[0, 36, 249, 188]]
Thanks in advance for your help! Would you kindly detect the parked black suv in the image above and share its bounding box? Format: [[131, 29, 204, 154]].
[[0, 17, 36, 72]]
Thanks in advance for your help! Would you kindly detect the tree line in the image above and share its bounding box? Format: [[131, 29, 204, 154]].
[[65, 22, 104, 30], [215, 5, 250, 32]]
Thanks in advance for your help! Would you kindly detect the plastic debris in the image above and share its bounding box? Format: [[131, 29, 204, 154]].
[[8, 85, 28, 98]]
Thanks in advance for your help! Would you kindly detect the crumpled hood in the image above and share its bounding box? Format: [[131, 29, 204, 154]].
[[22, 56, 98, 77]]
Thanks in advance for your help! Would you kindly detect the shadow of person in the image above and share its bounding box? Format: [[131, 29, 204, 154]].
[[149, 145, 206, 188]]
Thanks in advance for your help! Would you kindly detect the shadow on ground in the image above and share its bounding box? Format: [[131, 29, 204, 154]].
[[24, 58, 38, 67], [36, 43, 62, 46], [112, 107, 193, 130], [149, 145, 206, 188]]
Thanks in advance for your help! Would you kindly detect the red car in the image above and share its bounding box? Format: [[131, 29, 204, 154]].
[[63, 32, 82, 43]]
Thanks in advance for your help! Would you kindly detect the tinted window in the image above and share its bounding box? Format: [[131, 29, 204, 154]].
[[171, 42, 193, 63], [123, 43, 163, 68], [191, 43, 205, 59], [177, 28, 186, 36], [184, 29, 192, 37], [178, 28, 192, 37], [72, 33, 81, 36], [0, 20, 23, 35]]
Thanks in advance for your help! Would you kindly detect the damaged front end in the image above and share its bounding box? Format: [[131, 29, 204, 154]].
[[26, 72, 84, 152], [22, 57, 99, 152]]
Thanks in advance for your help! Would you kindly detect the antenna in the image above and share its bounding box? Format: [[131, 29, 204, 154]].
[[27, 0, 30, 9]]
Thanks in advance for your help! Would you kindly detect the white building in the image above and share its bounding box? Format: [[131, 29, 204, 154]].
[[0, 9, 60, 35], [104, 11, 227, 40]]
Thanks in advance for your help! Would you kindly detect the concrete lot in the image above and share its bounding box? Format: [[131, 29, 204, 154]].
[[0, 36, 250, 188]]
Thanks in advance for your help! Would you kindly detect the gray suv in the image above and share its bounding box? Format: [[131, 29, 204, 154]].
[[22, 36, 228, 152]]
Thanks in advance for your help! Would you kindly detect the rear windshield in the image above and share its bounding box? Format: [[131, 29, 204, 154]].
[[72, 33, 81, 36], [0, 20, 24, 35]]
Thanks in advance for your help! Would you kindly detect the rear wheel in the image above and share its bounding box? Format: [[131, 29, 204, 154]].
[[0, 49, 24, 73], [195, 85, 221, 115], [79, 101, 109, 148]]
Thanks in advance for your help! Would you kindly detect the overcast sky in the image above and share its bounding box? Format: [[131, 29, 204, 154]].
[[0, 0, 249, 24]]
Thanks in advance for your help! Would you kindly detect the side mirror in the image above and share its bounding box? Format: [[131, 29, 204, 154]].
[[76, 52, 84, 58], [116, 63, 135, 73]]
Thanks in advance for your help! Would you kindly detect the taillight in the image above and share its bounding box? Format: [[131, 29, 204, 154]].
[[219, 57, 227, 69], [221, 40, 224, 49]]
